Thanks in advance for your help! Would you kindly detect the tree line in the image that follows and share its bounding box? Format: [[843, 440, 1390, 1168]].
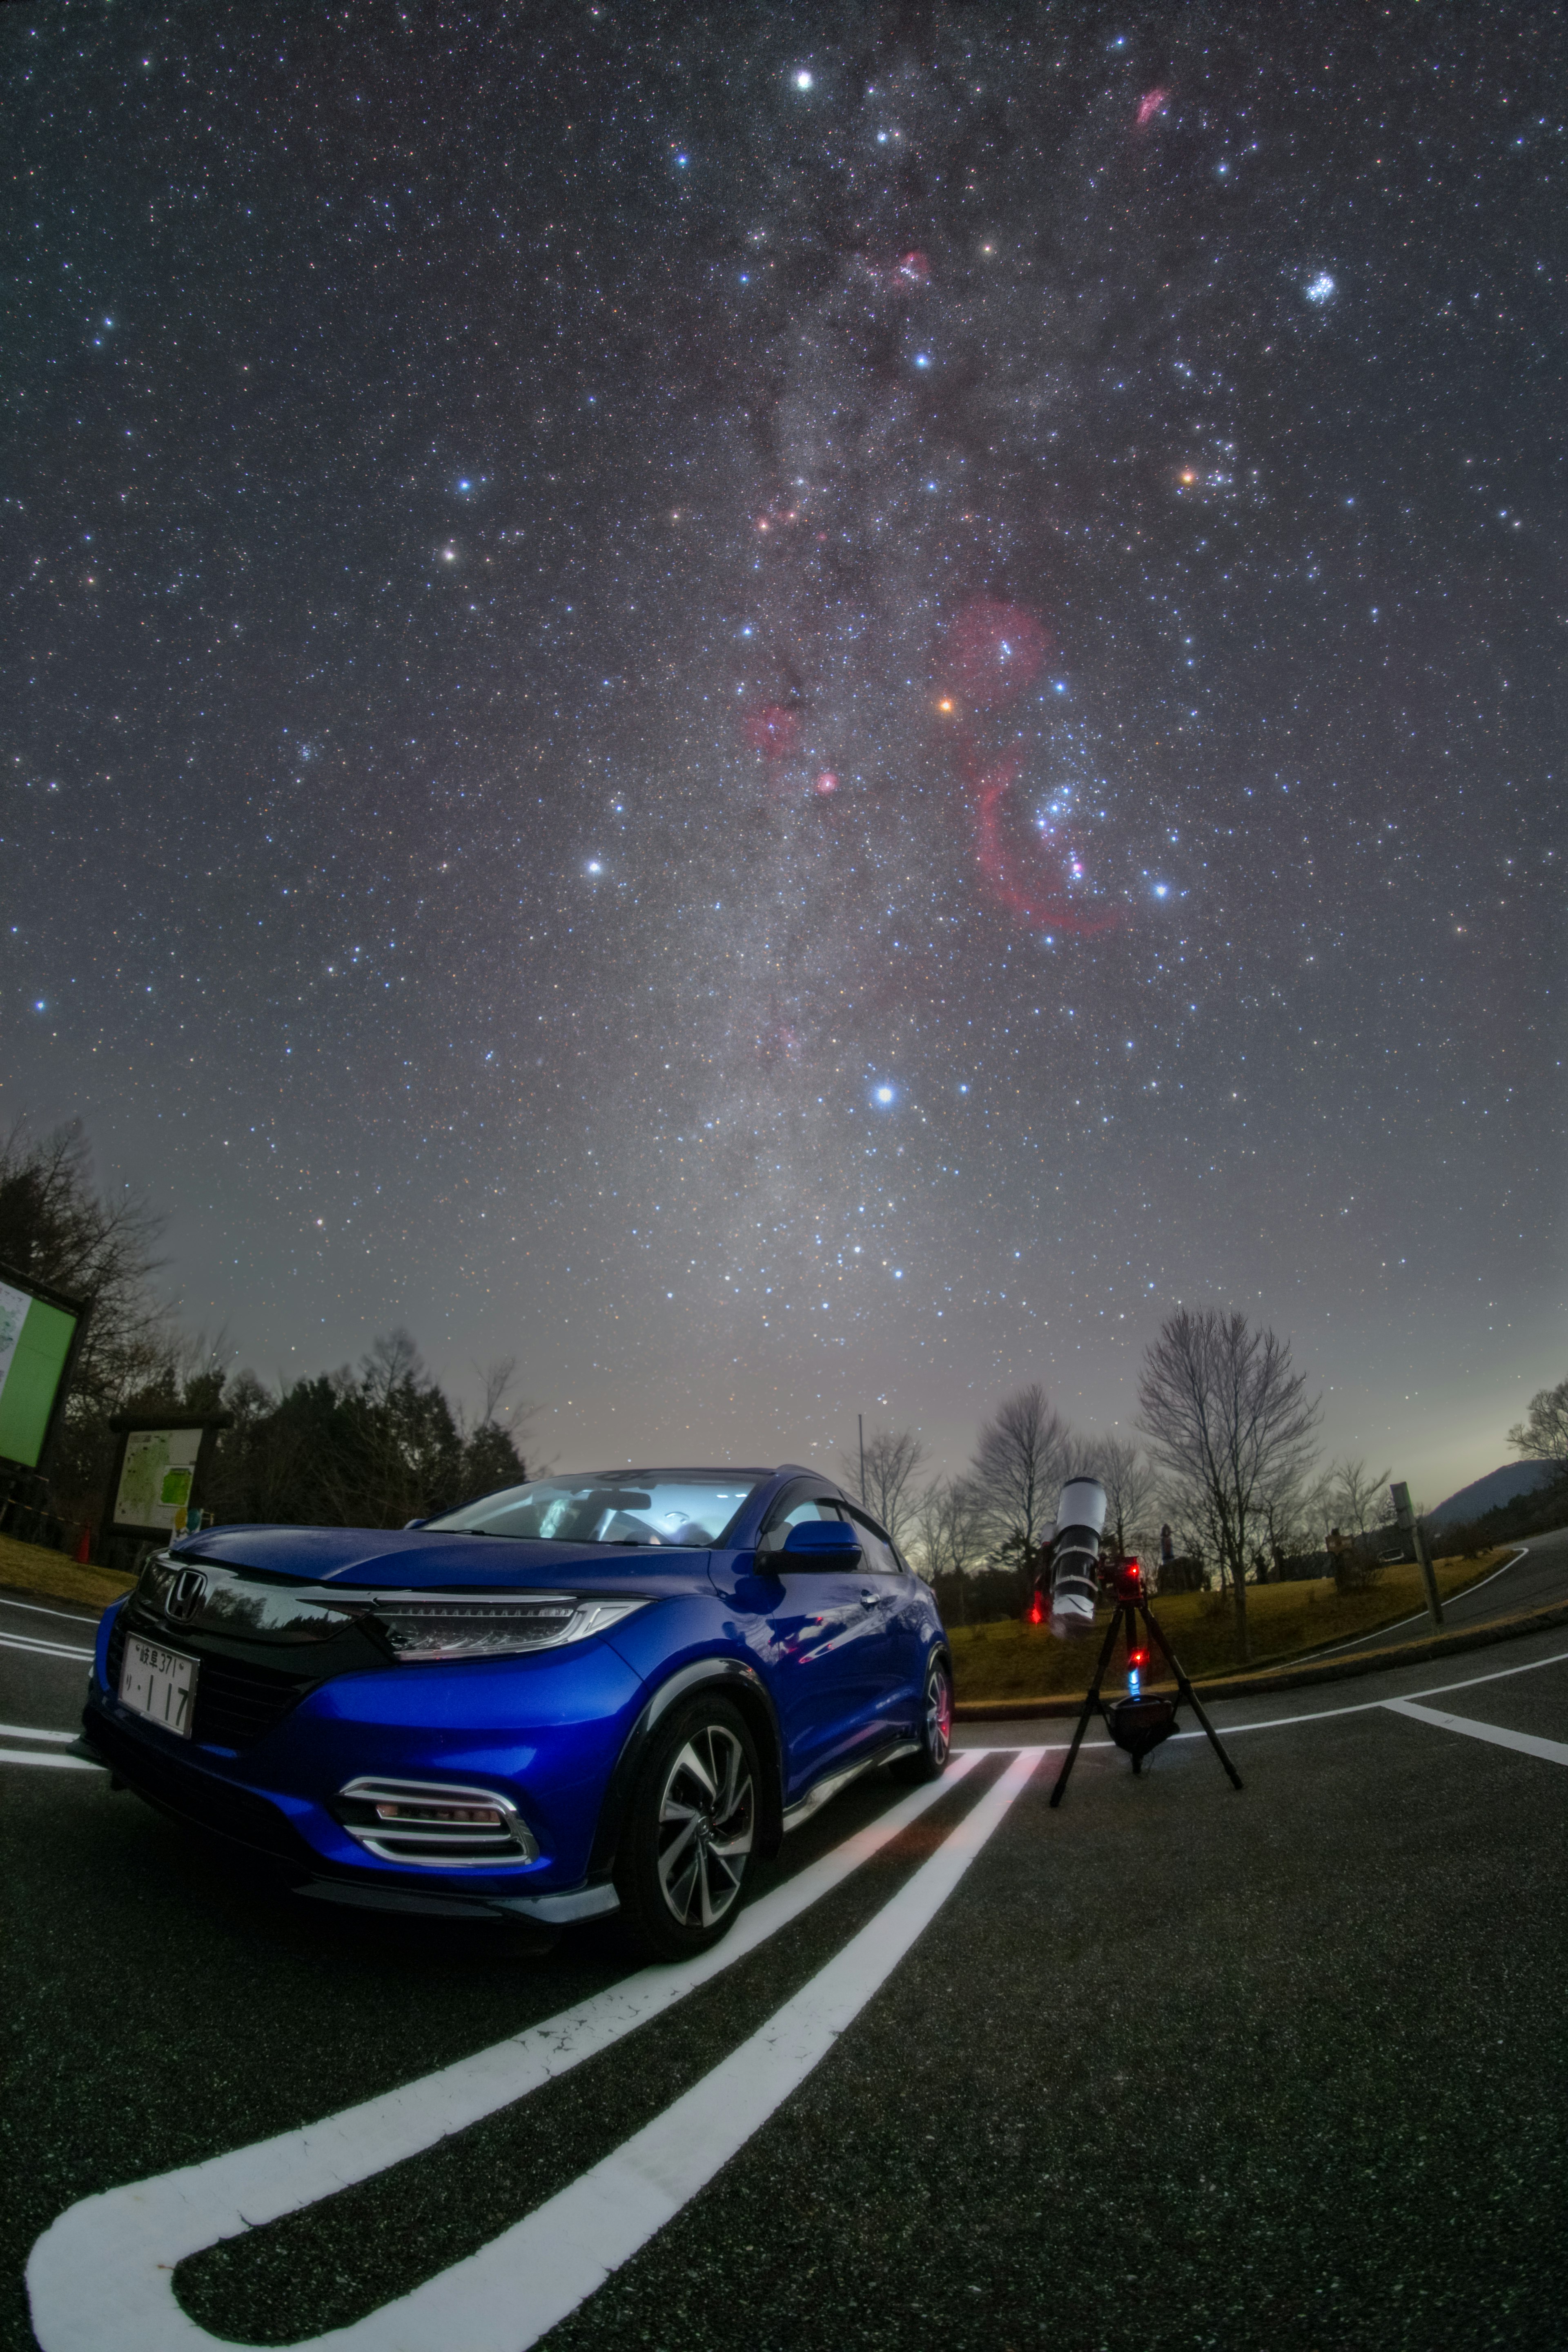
[[0, 1122, 528, 1548], [6, 1118, 1565, 1664], [856, 1335, 1568, 1667]]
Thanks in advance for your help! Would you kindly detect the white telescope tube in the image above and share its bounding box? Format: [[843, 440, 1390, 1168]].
[[1049, 1476, 1108, 1638]]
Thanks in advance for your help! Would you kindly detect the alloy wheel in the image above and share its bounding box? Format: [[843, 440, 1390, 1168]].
[[655, 1721, 756, 1930], [926, 1660, 953, 1766]]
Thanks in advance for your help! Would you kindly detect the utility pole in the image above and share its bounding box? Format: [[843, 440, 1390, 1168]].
[[1391, 1481, 1443, 1628], [858, 1413, 866, 1507]]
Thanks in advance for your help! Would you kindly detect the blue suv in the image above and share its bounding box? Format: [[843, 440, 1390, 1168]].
[[82, 1466, 953, 1958]]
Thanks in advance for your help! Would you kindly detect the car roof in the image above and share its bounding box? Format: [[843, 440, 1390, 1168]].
[[560, 1467, 782, 1483]]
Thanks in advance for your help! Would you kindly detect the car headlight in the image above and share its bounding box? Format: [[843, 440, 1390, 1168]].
[[372, 1595, 648, 1663]]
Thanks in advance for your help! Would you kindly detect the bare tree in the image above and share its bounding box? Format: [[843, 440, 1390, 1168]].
[[1088, 1434, 1154, 1556], [1137, 1307, 1321, 1663], [908, 1476, 989, 1621], [0, 1118, 173, 1415], [1508, 1377, 1568, 1476], [1256, 1459, 1313, 1575], [841, 1425, 929, 1548], [969, 1383, 1073, 1561], [1329, 1457, 1393, 1538], [477, 1356, 519, 1426]]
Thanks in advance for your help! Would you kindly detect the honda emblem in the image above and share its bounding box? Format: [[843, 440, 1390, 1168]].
[[164, 1567, 207, 1623]]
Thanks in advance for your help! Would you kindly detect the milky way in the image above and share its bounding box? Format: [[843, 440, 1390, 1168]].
[[2, 3, 1561, 1491]]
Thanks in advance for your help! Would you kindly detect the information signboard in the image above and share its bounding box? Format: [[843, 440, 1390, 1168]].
[[0, 1265, 88, 1473], [105, 1413, 232, 1539]]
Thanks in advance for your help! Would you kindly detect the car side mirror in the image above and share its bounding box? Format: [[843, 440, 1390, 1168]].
[[403, 1517, 427, 1530], [781, 1520, 863, 1568]]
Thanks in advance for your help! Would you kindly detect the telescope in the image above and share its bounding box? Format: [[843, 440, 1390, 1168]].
[[1046, 1476, 1109, 1637], [1032, 1474, 1245, 1807]]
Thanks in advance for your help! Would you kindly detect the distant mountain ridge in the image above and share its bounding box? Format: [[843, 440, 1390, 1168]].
[[1428, 1459, 1558, 1528]]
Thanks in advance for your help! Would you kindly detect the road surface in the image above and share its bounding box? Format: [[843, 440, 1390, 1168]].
[[4, 1585, 1567, 2352]]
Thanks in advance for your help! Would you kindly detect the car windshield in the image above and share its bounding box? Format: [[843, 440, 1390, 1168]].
[[424, 1474, 766, 1547]]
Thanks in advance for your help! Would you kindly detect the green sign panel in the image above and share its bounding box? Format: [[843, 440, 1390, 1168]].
[[0, 1279, 81, 1471]]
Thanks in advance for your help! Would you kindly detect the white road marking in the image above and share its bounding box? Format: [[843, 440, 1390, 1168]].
[[958, 1644, 1568, 1752], [0, 1721, 80, 1742], [0, 1748, 102, 1771], [1293, 1543, 1532, 1660], [1383, 1697, 1568, 1766], [307, 1746, 1045, 2352], [0, 1595, 108, 1625], [0, 1631, 95, 1662], [27, 1748, 999, 2352]]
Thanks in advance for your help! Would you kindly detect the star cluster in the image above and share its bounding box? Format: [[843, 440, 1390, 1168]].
[[2, 3, 1561, 1489]]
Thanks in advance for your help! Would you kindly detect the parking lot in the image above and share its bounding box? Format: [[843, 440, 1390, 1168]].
[[6, 1577, 1568, 2352]]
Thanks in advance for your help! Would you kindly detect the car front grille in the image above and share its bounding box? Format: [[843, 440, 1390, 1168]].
[[106, 1613, 323, 1750]]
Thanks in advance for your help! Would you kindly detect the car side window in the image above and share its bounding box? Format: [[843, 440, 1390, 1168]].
[[757, 1495, 845, 1558], [844, 1506, 899, 1576]]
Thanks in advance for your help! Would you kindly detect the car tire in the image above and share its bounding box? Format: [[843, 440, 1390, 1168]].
[[892, 1652, 954, 1782], [614, 1694, 760, 1961]]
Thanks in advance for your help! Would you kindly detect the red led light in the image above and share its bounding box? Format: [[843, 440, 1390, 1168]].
[[1129, 1649, 1148, 1668]]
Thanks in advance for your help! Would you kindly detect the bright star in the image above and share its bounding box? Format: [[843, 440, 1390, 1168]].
[[793, 69, 813, 89], [1305, 273, 1336, 305]]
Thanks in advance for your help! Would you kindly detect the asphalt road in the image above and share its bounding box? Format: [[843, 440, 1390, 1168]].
[[1289, 1521, 1568, 1664], [5, 1588, 1568, 2352]]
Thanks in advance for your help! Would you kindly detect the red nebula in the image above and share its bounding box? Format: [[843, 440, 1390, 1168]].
[[813, 770, 839, 796], [893, 250, 930, 290], [1136, 87, 1169, 126], [945, 599, 1050, 711], [969, 754, 1122, 938], [741, 704, 800, 759]]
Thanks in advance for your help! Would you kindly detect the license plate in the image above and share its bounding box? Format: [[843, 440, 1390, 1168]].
[[119, 1634, 198, 1739]]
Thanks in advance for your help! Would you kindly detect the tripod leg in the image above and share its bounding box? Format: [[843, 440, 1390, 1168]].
[[1048, 1606, 1123, 1809], [1140, 1602, 1243, 1791]]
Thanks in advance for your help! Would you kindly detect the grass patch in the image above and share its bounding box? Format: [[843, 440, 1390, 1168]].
[[0, 1532, 134, 1612], [949, 1549, 1516, 1703]]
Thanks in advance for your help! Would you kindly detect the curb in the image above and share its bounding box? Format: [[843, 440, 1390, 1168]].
[[953, 1593, 1568, 1720]]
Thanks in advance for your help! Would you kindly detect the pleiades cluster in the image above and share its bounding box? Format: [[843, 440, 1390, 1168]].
[[3, 3, 1559, 1468]]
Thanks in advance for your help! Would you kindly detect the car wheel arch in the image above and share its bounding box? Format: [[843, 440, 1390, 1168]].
[[588, 1657, 785, 1882]]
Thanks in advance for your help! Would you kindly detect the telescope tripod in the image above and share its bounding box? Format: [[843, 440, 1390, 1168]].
[[1048, 1592, 1243, 1808]]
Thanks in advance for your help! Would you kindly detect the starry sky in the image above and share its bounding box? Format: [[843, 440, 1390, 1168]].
[[4, 1, 1563, 1501]]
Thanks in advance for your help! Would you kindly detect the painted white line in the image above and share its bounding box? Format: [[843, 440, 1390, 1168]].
[[0, 1721, 80, 1742], [1207, 1643, 1568, 1738], [0, 1748, 102, 1771], [1294, 1544, 1532, 1660], [958, 1644, 1568, 1754], [306, 1746, 1045, 2352], [1383, 1697, 1568, 1766], [0, 1595, 108, 1625], [27, 1749, 1000, 2352], [0, 1631, 95, 1662]]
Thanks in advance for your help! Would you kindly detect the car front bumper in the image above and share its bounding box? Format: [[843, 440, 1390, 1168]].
[[87, 1599, 647, 1905]]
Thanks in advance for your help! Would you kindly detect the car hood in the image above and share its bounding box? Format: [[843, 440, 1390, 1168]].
[[173, 1524, 711, 1592]]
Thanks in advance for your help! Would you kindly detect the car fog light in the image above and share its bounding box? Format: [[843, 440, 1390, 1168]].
[[334, 1777, 540, 1866]]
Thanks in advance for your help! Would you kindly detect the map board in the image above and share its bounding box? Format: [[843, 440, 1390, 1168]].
[[0, 1272, 85, 1472], [111, 1428, 205, 1534], [104, 1412, 232, 1538]]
